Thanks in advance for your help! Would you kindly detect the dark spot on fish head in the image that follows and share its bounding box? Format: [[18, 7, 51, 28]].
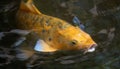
[[42, 29, 46, 33], [48, 37, 52, 41]]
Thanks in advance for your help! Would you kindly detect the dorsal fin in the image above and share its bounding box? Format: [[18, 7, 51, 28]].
[[20, 0, 41, 14]]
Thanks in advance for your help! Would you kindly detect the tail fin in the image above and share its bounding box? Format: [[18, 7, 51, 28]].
[[20, 0, 41, 14]]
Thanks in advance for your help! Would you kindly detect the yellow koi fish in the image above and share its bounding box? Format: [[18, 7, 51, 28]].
[[16, 0, 97, 52]]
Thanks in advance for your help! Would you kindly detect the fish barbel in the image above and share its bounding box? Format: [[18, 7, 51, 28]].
[[16, 0, 97, 52]]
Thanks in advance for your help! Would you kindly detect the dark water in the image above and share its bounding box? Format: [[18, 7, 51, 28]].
[[0, 0, 120, 69]]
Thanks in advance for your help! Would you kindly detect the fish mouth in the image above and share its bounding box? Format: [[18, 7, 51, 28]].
[[84, 44, 97, 53]]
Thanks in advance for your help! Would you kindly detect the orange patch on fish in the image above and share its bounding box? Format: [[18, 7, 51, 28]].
[[16, 0, 97, 52]]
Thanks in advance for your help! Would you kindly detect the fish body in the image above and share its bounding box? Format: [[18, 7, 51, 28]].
[[16, 0, 97, 52]]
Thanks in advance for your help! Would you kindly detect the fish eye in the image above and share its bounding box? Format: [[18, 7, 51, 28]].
[[48, 37, 52, 41], [71, 40, 78, 46]]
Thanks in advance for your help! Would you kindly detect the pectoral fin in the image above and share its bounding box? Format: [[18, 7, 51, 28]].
[[34, 39, 57, 52]]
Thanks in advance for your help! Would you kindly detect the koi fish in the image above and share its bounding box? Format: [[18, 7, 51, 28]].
[[16, 0, 97, 53]]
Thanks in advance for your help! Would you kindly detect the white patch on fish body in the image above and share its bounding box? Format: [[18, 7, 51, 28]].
[[34, 39, 44, 52], [34, 39, 57, 52]]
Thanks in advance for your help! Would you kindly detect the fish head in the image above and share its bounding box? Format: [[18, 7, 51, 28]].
[[56, 26, 97, 52]]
